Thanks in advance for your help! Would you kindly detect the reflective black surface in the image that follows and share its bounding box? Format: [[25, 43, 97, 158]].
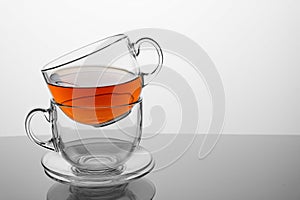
[[1, 134, 300, 199]]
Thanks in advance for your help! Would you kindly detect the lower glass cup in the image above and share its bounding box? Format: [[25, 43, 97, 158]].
[[25, 98, 143, 173]]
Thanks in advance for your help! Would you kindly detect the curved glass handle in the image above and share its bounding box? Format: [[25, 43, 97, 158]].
[[133, 37, 163, 86], [25, 108, 55, 151]]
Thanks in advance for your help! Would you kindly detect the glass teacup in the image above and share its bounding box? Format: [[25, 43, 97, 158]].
[[25, 99, 143, 173], [41, 34, 163, 127]]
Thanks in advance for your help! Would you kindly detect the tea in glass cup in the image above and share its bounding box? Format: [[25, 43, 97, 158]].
[[46, 66, 142, 126], [42, 34, 163, 127]]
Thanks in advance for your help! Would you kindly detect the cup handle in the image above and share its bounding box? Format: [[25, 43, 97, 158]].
[[132, 37, 163, 86], [25, 108, 55, 151]]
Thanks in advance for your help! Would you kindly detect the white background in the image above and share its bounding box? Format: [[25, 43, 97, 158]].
[[0, 0, 299, 136]]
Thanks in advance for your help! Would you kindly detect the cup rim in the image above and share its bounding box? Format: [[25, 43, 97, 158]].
[[42, 34, 128, 72], [51, 98, 142, 109]]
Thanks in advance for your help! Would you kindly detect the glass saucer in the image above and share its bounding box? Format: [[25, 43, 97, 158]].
[[41, 146, 154, 187]]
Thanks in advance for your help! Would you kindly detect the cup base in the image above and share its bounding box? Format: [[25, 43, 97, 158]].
[[71, 163, 124, 176], [59, 138, 135, 172]]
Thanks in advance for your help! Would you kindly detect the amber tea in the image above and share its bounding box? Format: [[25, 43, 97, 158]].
[[46, 66, 142, 125]]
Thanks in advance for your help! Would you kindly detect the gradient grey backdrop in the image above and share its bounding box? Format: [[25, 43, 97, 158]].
[[0, 0, 299, 136]]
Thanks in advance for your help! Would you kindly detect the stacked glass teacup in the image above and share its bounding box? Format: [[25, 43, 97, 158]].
[[25, 34, 163, 187]]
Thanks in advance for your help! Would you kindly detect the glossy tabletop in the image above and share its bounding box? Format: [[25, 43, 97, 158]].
[[1, 134, 300, 199]]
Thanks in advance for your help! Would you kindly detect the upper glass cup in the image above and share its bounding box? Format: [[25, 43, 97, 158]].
[[41, 34, 163, 126]]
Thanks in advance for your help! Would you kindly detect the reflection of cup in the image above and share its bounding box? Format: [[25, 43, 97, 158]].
[[42, 34, 163, 126], [25, 99, 142, 172], [47, 179, 156, 200]]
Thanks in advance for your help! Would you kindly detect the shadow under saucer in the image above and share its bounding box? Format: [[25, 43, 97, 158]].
[[47, 178, 156, 200]]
